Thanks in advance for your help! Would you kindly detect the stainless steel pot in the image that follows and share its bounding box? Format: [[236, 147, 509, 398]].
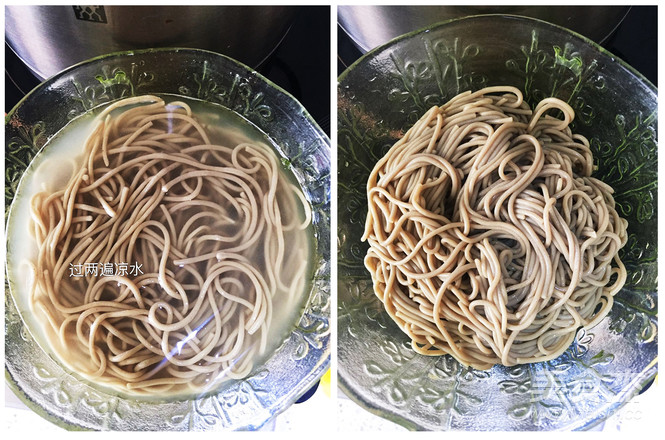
[[338, 5, 631, 53], [5, 5, 298, 79]]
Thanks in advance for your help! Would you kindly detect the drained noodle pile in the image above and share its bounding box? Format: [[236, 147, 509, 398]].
[[362, 86, 627, 369], [29, 95, 311, 395]]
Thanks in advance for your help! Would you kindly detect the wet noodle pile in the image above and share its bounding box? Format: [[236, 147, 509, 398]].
[[362, 86, 627, 369], [29, 95, 311, 395]]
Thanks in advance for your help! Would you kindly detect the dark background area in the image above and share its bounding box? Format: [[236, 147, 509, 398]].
[[337, 5, 658, 87], [601, 5, 658, 86], [4, 6, 331, 136]]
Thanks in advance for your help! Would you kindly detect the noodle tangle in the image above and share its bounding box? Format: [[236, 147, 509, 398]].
[[29, 95, 312, 395], [362, 86, 628, 369]]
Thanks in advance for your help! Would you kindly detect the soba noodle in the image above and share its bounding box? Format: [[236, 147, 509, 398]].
[[28, 95, 312, 395], [362, 86, 627, 370]]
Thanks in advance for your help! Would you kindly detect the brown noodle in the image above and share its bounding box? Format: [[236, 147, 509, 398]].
[[28, 95, 311, 395], [362, 86, 627, 369]]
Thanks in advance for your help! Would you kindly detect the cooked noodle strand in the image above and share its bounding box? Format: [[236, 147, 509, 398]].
[[29, 96, 311, 395], [363, 87, 627, 369]]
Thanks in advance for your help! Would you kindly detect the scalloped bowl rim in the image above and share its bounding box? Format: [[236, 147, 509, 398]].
[[338, 13, 657, 96]]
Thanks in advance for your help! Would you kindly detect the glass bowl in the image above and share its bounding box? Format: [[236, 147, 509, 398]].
[[5, 47, 331, 431], [337, 14, 657, 431]]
